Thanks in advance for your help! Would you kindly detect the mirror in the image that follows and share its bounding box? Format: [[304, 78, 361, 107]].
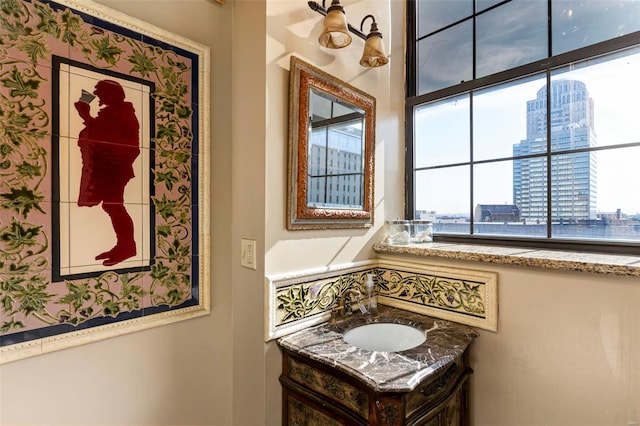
[[287, 56, 376, 230]]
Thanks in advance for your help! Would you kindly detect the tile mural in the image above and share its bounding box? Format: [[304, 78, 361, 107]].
[[0, 0, 209, 363]]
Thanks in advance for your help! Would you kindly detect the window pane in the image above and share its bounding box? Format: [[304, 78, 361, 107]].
[[415, 95, 470, 168], [549, 151, 596, 222], [550, 47, 640, 149], [308, 176, 326, 205], [551, 147, 640, 242], [415, 166, 471, 234], [474, 161, 548, 237], [476, 0, 548, 78], [417, 0, 473, 38], [476, 0, 503, 12], [417, 21, 473, 95], [552, 0, 640, 55], [473, 74, 546, 161], [550, 147, 640, 242], [596, 146, 640, 220], [513, 154, 549, 222]]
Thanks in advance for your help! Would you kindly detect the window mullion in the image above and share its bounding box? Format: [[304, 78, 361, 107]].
[[545, 71, 552, 238]]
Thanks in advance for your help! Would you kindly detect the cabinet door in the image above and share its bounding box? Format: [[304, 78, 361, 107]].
[[441, 386, 464, 426]]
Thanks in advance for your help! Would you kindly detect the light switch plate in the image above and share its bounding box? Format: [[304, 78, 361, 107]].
[[240, 238, 256, 270]]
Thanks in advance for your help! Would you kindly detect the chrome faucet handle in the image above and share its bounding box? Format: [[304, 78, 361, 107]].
[[340, 289, 367, 316]]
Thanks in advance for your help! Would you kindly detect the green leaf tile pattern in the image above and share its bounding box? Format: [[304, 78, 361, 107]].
[[378, 269, 486, 318], [0, 0, 196, 337], [274, 267, 487, 328]]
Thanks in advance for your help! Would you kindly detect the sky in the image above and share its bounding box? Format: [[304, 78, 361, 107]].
[[414, 46, 640, 216]]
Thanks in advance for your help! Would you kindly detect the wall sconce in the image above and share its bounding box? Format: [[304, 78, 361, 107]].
[[308, 0, 389, 67]]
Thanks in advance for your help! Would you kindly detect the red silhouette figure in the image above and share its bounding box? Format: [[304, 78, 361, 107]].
[[74, 80, 140, 267]]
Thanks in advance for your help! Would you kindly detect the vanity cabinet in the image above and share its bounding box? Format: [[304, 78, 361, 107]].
[[280, 346, 473, 426]]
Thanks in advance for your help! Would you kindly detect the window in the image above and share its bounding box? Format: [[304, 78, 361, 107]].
[[406, 0, 640, 252]]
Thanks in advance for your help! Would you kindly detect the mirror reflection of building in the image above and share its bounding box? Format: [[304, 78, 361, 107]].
[[307, 89, 365, 210]]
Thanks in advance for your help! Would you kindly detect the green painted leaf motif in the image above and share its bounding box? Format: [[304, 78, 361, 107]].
[[1, 18, 32, 41], [1, 275, 24, 293], [173, 150, 190, 165], [0, 186, 45, 218], [156, 122, 180, 143], [2, 120, 47, 148], [278, 286, 317, 322], [165, 57, 189, 72], [90, 35, 123, 65], [166, 288, 184, 305], [0, 0, 30, 42], [151, 261, 170, 280], [0, 318, 25, 333], [119, 279, 143, 310], [18, 37, 48, 64], [6, 110, 32, 130], [59, 282, 92, 310], [176, 104, 192, 119], [165, 238, 188, 264], [16, 161, 42, 178], [2, 293, 15, 312], [1, 67, 41, 98], [155, 170, 178, 191], [33, 1, 61, 38], [15, 282, 53, 316], [156, 224, 172, 237], [152, 194, 178, 220], [60, 9, 82, 46], [0, 0, 24, 17], [0, 143, 14, 157], [127, 49, 156, 77], [0, 220, 41, 251], [8, 262, 29, 273], [102, 300, 120, 317]]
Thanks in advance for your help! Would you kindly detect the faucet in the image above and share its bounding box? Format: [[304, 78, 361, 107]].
[[330, 288, 367, 324]]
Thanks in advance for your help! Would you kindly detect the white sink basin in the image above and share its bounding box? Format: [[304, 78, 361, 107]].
[[343, 323, 426, 352]]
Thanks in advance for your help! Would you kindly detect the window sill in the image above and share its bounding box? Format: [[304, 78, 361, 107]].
[[372, 242, 640, 277]]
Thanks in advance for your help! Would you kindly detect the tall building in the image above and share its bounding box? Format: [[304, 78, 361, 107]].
[[308, 129, 364, 208], [513, 79, 597, 222], [307, 90, 365, 208]]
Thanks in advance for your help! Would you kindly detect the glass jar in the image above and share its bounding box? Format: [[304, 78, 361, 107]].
[[385, 220, 410, 245], [410, 220, 433, 243]]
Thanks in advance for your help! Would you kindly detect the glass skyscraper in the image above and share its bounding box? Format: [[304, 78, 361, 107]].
[[513, 79, 597, 223]]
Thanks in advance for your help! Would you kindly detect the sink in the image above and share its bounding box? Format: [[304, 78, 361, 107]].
[[343, 323, 426, 352]]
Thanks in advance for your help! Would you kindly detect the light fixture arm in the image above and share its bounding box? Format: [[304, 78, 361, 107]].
[[308, 0, 367, 41], [360, 14, 381, 39]]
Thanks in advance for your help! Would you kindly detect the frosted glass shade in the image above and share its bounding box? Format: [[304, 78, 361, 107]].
[[359, 33, 389, 67], [318, 8, 352, 49]]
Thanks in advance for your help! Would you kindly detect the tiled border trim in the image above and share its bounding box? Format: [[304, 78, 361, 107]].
[[376, 259, 497, 332], [265, 261, 377, 341], [265, 259, 498, 341]]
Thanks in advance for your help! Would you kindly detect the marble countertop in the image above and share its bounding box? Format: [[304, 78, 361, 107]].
[[374, 242, 640, 277], [277, 305, 478, 393]]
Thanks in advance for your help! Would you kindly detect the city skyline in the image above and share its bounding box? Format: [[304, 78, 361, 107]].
[[414, 46, 640, 217]]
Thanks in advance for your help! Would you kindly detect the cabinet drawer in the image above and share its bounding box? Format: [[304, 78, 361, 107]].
[[286, 355, 369, 419]]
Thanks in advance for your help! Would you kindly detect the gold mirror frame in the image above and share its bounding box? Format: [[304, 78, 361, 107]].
[[287, 56, 376, 230]]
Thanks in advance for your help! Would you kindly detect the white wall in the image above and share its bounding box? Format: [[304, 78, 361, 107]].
[[231, 0, 268, 424]]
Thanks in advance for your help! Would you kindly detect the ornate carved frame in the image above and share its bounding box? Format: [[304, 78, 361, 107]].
[[287, 56, 375, 230]]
